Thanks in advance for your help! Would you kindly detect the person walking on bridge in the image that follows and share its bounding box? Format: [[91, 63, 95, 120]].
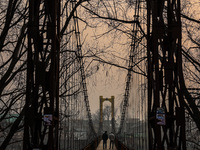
[[102, 131, 108, 149], [109, 132, 115, 149]]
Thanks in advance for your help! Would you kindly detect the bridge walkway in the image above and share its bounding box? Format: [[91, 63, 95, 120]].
[[96, 139, 117, 150]]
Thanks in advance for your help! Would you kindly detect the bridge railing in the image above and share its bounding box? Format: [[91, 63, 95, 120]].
[[82, 136, 101, 150], [115, 138, 129, 150]]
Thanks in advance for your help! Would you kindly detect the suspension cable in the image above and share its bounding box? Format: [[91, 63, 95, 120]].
[[117, 0, 141, 135], [70, 0, 97, 139]]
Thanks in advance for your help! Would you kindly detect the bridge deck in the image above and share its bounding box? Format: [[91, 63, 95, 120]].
[[97, 140, 117, 150]]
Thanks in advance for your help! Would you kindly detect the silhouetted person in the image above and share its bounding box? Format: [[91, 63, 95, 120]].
[[102, 131, 108, 149], [109, 132, 115, 149]]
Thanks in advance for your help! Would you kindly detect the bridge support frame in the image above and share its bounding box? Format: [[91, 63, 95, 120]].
[[147, 0, 186, 149]]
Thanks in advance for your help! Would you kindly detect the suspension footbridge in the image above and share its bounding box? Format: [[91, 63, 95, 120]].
[[0, 0, 200, 150]]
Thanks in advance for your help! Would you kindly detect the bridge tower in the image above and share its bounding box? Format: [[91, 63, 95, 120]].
[[147, 0, 186, 149], [23, 0, 60, 149], [99, 96, 115, 134]]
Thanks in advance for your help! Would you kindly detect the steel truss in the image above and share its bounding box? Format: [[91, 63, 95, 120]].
[[23, 0, 60, 149], [147, 0, 186, 149]]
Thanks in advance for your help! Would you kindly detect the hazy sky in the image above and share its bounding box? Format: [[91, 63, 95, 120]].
[[79, 1, 144, 115]]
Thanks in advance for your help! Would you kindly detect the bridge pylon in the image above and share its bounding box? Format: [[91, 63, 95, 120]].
[[98, 96, 115, 135]]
